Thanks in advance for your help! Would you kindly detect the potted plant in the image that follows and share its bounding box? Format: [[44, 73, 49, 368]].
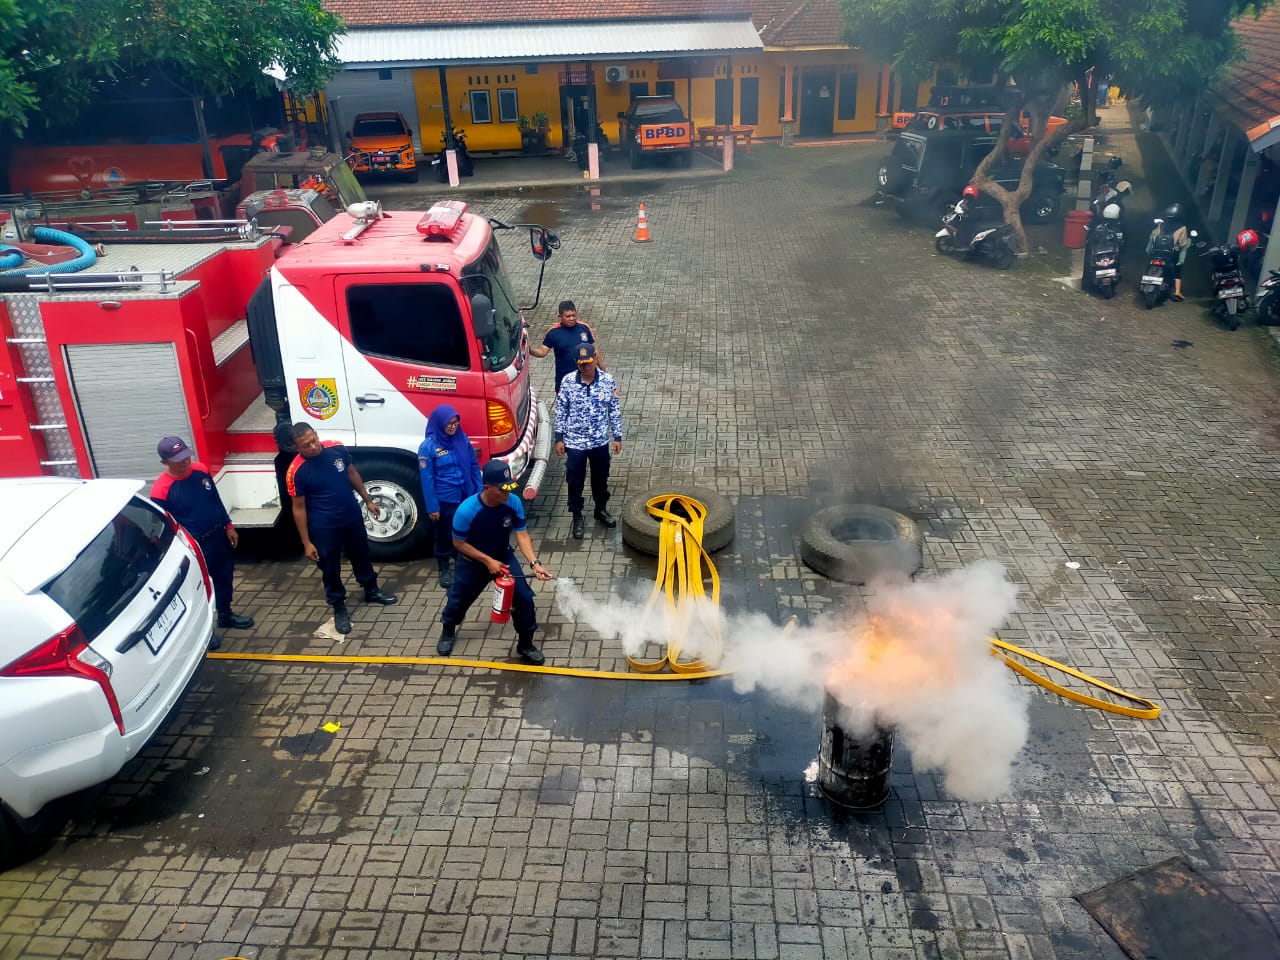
[[524, 112, 550, 151]]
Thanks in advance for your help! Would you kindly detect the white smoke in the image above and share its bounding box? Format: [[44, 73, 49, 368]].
[[554, 561, 1027, 801]]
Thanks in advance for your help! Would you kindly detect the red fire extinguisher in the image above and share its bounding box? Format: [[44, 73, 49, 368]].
[[491, 567, 514, 624]]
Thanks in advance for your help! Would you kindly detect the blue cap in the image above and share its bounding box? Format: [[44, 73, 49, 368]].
[[157, 435, 193, 462], [482, 459, 518, 491], [575, 342, 596, 363]]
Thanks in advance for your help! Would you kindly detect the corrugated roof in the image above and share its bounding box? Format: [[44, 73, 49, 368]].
[[328, 0, 752, 29], [336, 18, 764, 66], [1214, 5, 1280, 149]]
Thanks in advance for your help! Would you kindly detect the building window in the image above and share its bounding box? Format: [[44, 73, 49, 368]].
[[377, 69, 393, 81], [656, 80, 676, 97], [470, 90, 492, 123], [497, 88, 519, 123], [714, 78, 733, 125], [629, 81, 650, 102], [838, 73, 858, 121], [739, 77, 760, 125]]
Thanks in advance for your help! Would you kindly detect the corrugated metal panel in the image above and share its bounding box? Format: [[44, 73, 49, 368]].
[[324, 69, 422, 153], [65, 343, 194, 482], [336, 19, 764, 67]]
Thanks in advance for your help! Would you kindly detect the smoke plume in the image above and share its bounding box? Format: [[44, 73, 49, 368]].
[[554, 561, 1027, 801]]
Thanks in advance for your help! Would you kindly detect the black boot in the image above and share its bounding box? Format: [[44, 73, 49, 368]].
[[438, 558, 453, 590], [437, 624, 457, 656], [217, 610, 255, 629], [364, 587, 398, 605], [333, 605, 352, 634], [571, 512, 585, 539], [515, 632, 545, 665], [593, 506, 617, 527]]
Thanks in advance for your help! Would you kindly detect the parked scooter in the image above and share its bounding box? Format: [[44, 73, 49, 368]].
[[1139, 208, 1195, 309], [431, 129, 475, 182], [1083, 202, 1124, 298], [1203, 229, 1259, 330], [935, 185, 1017, 269], [1257, 267, 1280, 327], [1094, 154, 1123, 194]]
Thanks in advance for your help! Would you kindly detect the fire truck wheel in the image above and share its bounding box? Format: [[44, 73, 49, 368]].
[[356, 456, 430, 560], [620, 486, 735, 557], [800, 504, 923, 584]]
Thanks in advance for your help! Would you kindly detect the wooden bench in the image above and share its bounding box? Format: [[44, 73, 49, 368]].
[[697, 125, 755, 155]]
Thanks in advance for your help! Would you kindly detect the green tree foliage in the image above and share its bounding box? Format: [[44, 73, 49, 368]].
[[842, 0, 1270, 247], [0, 0, 344, 138]]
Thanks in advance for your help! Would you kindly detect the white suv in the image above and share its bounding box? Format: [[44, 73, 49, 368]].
[[0, 477, 215, 867]]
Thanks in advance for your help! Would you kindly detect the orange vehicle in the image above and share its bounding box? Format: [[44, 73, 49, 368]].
[[345, 113, 418, 182], [617, 97, 693, 169], [6, 131, 293, 195]]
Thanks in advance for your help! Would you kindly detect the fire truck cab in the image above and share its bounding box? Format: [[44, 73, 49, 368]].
[[0, 200, 555, 560]]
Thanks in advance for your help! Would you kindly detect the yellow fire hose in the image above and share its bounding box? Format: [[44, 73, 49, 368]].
[[208, 493, 1158, 718]]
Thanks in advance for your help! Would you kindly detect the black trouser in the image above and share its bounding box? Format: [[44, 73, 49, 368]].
[[196, 527, 235, 615], [309, 520, 377, 606], [441, 553, 537, 637], [433, 501, 460, 560], [565, 443, 611, 515]]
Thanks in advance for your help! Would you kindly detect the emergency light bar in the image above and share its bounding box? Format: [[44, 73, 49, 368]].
[[418, 200, 468, 240]]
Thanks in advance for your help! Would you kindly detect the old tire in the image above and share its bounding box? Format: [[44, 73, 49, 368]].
[[354, 455, 431, 561], [620, 486, 735, 557], [1028, 193, 1060, 223], [800, 504, 923, 584]]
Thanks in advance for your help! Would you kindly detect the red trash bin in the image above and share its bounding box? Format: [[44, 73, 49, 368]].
[[1063, 209, 1091, 249]]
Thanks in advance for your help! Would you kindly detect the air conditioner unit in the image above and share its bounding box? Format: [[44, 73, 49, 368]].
[[605, 65, 626, 84]]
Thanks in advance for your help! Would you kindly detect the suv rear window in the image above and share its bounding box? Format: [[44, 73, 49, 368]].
[[631, 104, 685, 123], [353, 118, 407, 138], [43, 497, 174, 642]]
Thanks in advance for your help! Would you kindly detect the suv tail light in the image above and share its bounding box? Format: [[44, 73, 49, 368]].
[[1, 624, 124, 735], [170, 514, 213, 600], [487, 401, 517, 445]]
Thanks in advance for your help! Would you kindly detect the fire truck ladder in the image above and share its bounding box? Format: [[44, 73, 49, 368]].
[[3, 269, 180, 476]]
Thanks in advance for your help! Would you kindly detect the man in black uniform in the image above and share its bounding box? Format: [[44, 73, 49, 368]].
[[150, 435, 253, 648], [286, 423, 398, 635], [527, 300, 606, 392], [437, 459, 554, 664]]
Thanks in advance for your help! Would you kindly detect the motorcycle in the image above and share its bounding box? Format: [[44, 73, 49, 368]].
[[566, 125, 610, 170], [935, 194, 1017, 269], [431, 128, 474, 183], [1083, 208, 1124, 299], [1257, 268, 1280, 326], [1204, 241, 1251, 330], [1139, 219, 1196, 309]]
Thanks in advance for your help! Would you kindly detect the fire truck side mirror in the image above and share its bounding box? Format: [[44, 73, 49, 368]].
[[470, 293, 496, 339], [530, 227, 558, 261]]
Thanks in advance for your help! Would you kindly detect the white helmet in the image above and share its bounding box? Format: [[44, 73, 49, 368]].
[[1102, 203, 1121, 220]]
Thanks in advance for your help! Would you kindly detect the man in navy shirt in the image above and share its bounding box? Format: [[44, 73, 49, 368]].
[[151, 435, 253, 646], [527, 300, 606, 392], [438, 459, 554, 664], [286, 423, 397, 635]]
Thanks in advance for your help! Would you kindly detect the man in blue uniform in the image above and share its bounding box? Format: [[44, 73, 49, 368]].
[[527, 300, 606, 392], [151, 435, 253, 648], [286, 423, 398, 635], [554, 342, 623, 539], [437, 459, 554, 664]]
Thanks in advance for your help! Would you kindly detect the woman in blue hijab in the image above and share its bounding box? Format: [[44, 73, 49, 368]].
[[418, 404, 482, 588]]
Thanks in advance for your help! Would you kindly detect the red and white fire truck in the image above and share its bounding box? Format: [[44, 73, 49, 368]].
[[0, 200, 556, 559]]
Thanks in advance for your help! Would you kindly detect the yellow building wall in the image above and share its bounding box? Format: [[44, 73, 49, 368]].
[[413, 66, 565, 152]]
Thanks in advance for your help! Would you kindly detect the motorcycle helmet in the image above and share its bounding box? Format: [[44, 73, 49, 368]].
[[1164, 202, 1184, 221], [1237, 228, 1259, 252], [1113, 180, 1132, 197], [962, 184, 980, 200], [1102, 203, 1121, 221]]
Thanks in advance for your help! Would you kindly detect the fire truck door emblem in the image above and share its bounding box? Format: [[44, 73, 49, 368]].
[[298, 378, 340, 420]]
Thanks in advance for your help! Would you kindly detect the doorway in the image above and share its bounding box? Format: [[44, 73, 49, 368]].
[[559, 84, 597, 150], [799, 69, 836, 138]]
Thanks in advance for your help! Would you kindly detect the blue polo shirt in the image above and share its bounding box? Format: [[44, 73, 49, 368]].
[[150, 463, 230, 538], [542, 322, 595, 390], [286, 441, 363, 528], [452, 492, 526, 560]]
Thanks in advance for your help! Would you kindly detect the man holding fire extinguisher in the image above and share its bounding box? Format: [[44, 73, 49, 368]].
[[437, 459, 554, 664]]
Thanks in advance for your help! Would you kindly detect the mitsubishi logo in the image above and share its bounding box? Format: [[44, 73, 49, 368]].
[[148, 587, 161, 601]]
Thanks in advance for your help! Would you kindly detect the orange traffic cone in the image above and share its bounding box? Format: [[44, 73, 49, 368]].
[[633, 203, 652, 242]]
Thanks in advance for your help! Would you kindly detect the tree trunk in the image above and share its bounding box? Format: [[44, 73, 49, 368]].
[[192, 95, 215, 180]]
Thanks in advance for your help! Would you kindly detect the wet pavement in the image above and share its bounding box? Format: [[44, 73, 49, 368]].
[[3, 110, 1280, 960]]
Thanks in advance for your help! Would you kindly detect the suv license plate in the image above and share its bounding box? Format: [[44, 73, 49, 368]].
[[145, 594, 187, 655], [1140, 275, 1163, 284], [1095, 268, 1116, 277], [1219, 287, 1244, 298]]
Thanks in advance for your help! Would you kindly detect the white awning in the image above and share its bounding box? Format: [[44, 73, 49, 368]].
[[336, 19, 764, 68]]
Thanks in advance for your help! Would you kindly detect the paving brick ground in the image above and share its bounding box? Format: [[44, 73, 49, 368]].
[[3, 110, 1280, 960]]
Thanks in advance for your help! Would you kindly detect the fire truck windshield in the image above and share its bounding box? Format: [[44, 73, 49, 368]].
[[464, 239, 523, 371]]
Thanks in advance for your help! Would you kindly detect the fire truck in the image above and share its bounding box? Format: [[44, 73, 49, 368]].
[[0, 200, 556, 559]]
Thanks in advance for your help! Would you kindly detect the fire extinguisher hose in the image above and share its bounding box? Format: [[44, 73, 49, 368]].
[[989, 638, 1161, 719], [625, 494, 723, 675]]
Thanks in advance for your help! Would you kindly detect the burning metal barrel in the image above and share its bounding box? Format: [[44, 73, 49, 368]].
[[818, 691, 894, 809]]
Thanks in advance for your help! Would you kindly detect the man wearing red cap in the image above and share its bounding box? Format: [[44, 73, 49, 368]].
[[151, 435, 254, 645]]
